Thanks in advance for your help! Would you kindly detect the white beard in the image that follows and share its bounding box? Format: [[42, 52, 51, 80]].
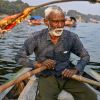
[[49, 28, 64, 36]]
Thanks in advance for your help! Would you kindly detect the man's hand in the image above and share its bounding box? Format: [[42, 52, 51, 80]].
[[34, 62, 42, 68], [41, 59, 56, 69], [34, 59, 56, 69], [62, 68, 79, 78]]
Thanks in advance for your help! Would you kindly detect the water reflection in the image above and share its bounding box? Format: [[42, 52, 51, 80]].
[[0, 60, 22, 85]]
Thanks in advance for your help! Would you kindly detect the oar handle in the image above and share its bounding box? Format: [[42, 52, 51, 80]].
[[72, 75, 100, 87], [0, 66, 47, 93]]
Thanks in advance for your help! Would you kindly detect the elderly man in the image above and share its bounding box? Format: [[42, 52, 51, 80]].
[[16, 6, 97, 100]]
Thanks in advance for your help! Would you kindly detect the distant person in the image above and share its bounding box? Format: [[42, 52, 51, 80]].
[[65, 16, 77, 28], [70, 17, 77, 27], [28, 16, 43, 26]]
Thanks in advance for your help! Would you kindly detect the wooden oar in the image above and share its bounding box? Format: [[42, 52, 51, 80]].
[[0, 0, 70, 29], [0, 66, 47, 93], [0, 0, 74, 29], [0, 66, 100, 93], [1, 0, 100, 30], [72, 74, 100, 87]]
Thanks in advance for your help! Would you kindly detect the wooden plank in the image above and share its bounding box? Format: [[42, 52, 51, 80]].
[[18, 75, 38, 100], [84, 66, 100, 100], [84, 66, 100, 82], [86, 84, 100, 100], [0, 68, 32, 100]]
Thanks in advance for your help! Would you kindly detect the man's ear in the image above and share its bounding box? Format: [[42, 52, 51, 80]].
[[44, 19, 49, 26]]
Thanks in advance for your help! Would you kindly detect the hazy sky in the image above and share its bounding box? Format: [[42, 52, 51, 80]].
[[8, 0, 100, 15]]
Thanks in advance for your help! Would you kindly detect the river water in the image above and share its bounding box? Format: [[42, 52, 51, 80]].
[[0, 21, 100, 85]]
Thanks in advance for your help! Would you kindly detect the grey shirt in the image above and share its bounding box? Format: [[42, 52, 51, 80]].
[[15, 28, 90, 75]]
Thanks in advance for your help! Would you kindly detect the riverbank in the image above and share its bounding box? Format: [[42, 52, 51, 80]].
[[0, 14, 8, 20]]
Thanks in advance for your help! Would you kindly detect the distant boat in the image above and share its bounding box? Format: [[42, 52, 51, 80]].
[[28, 16, 43, 26], [30, 16, 43, 20]]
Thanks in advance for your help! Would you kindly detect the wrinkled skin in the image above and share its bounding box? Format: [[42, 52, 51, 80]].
[[34, 59, 56, 69], [62, 68, 79, 78]]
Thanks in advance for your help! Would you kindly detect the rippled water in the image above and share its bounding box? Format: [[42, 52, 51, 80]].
[[0, 21, 100, 84]]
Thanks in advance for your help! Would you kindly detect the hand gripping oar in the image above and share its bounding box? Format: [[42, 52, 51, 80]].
[[72, 74, 100, 87], [0, 66, 100, 93], [1, 0, 100, 30]]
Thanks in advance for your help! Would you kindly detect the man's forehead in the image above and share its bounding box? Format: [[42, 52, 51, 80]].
[[48, 13, 65, 19], [50, 12, 64, 16], [48, 19, 65, 22]]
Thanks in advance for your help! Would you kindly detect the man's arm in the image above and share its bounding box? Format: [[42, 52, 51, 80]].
[[71, 34, 90, 74], [15, 35, 37, 68]]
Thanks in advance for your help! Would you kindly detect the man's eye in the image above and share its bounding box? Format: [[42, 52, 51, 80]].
[[53, 21, 58, 23]]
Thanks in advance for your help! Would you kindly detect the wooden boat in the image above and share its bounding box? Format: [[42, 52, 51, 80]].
[[18, 66, 100, 100], [0, 67, 32, 100], [0, 66, 100, 100], [84, 65, 100, 100], [18, 65, 100, 100]]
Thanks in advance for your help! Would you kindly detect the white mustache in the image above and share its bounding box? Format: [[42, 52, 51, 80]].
[[54, 28, 63, 32], [49, 28, 64, 36]]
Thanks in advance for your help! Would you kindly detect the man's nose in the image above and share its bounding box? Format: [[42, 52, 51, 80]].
[[56, 22, 64, 28]]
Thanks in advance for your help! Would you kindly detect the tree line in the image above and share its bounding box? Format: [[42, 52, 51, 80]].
[[0, 0, 29, 15], [0, 0, 47, 18]]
